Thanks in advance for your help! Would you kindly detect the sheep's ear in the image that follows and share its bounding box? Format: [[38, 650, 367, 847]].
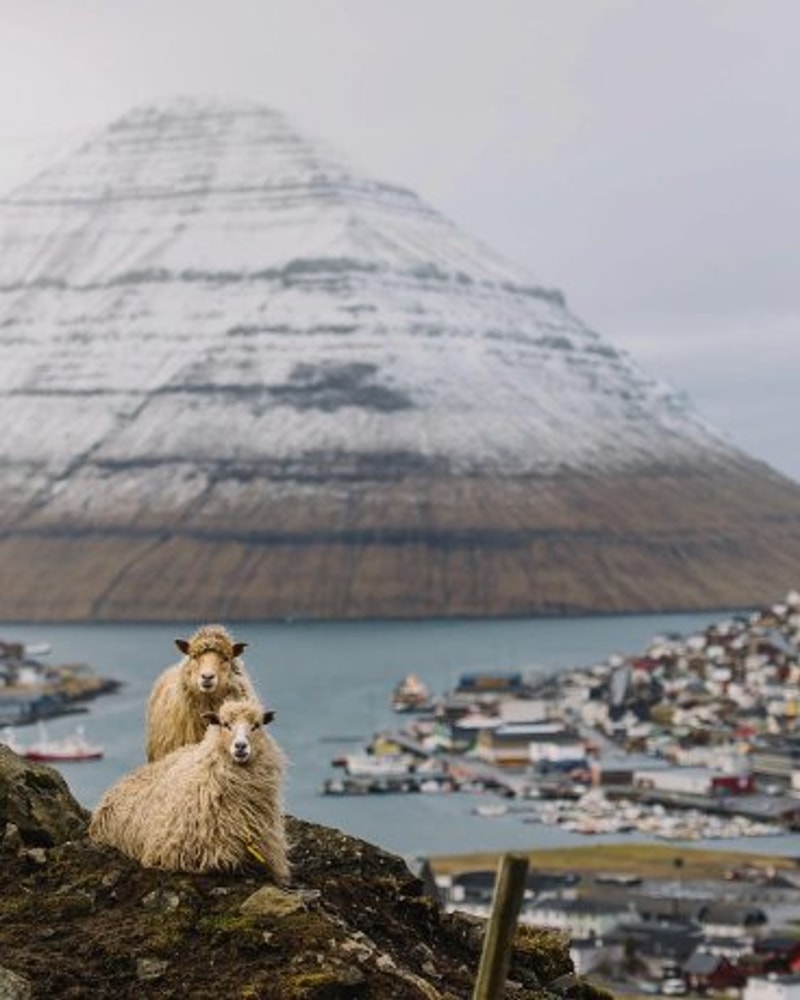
[[175, 639, 191, 655], [262, 710, 276, 726], [232, 642, 247, 657], [202, 712, 221, 726]]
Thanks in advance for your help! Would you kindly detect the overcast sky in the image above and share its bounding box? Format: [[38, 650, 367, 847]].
[[1, 0, 798, 480]]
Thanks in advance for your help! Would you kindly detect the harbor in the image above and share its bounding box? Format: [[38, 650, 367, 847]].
[[321, 591, 800, 843], [7, 610, 800, 860]]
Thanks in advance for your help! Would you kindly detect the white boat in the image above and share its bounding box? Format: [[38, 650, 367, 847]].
[[23, 642, 52, 657], [391, 674, 433, 712], [473, 803, 510, 818], [338, 753, 416, 777], [21, 723, 104, 763]]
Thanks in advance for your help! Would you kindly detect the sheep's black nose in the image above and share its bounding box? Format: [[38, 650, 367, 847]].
[[234, 741, 248, 753]]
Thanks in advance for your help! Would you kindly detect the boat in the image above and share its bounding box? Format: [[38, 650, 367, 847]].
[[321, 771, 457, 796], [336, 753, 416, 777], [22, 642, 52, 657], [20, 723, 104, 762], [473, 803, 510, 818], [391, 673, 433, 712]]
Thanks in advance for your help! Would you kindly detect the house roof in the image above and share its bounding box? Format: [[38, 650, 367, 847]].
[[530, 898, 630, 917], [613, 920, 700, 941], [453, 869, 579, 893], [755, 936, 800, 954], [629, 895, 772, 928], [696, 903, 768, 926], [604, 922, 701, 959], [632, 896, 705, 923], [699, 936, 754, 954], [683, 951, 727, 975]]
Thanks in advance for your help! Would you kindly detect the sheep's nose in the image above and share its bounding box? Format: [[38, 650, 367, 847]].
[[234, 740, 248, 753]]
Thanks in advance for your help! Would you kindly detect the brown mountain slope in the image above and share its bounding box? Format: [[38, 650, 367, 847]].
[[0, 459, 798, 620]]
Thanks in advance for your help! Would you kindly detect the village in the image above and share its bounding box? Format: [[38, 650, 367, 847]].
[[326, 590, 800, 996], [326, 590, 800, 839], [431, 852, 800, 999], [0, 638, 120, 727]]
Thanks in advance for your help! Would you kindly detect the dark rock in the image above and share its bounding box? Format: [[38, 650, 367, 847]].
[[0, 746, 88, 848]]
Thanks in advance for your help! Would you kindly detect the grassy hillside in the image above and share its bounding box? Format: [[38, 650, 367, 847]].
[[430, 842, 799, 880]]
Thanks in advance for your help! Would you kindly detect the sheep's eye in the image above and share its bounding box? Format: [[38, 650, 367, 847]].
[[250, 723, 259, 731], [222, 722, 232, 730]]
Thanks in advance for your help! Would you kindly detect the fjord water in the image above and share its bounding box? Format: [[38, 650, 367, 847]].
[[7, 612, 799, 861]]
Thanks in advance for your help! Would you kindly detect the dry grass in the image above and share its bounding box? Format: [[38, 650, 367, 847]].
[[429, 842, 800, 879]]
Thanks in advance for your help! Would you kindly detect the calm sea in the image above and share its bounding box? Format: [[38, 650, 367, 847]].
[[6, 612, 800, 862]]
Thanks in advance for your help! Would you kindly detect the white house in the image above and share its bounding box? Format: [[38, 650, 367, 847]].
[[522, 898, 630, 938], [498, 698, 551, 724], [569, 939, 608, 976], [744, 974, 800, 1000], [634, 766, 715, 796], [475, 722, 574, 766]]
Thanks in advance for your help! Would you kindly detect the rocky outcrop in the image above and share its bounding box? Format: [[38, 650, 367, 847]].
[[0, 749, 602, 999], [1, 99, 799, 620], [0, 745, 88, 847]]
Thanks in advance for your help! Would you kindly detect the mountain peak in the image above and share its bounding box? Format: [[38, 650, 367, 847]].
[[0, 101, 798, 620]]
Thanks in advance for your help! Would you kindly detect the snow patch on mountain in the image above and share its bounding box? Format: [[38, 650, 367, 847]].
[[0, 98, 738, 519]]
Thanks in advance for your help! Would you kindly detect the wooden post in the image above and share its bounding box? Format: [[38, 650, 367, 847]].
[[472, 852, 530, 1000]]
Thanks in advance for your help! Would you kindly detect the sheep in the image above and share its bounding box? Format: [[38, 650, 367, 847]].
[[89, 697, 289, 881], [146, 623, 258, 762]]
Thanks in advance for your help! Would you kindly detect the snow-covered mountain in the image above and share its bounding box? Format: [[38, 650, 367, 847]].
[[0, 98, 798, 620]]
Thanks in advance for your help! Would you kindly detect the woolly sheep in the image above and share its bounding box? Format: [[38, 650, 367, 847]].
[[146, 623, 258, 762], [90, 697, 289, 881]]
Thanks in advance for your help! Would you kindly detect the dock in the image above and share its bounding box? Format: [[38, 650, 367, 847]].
[[374, 730, 532, 798]]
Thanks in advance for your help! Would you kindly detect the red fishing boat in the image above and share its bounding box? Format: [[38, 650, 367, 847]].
[[20, 724, 104, 762]]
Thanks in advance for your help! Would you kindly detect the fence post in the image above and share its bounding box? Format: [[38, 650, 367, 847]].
[[472, 852, 530, 1000]]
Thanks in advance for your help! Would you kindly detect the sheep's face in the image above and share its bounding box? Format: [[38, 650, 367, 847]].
[[175, 634, 247, 697], [188, 649, 231, 695], [203, 703, 276, 765], [228, 718, 257, 763]]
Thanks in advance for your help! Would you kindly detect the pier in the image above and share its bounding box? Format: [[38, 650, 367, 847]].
[[322, 727, 534, 797]]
